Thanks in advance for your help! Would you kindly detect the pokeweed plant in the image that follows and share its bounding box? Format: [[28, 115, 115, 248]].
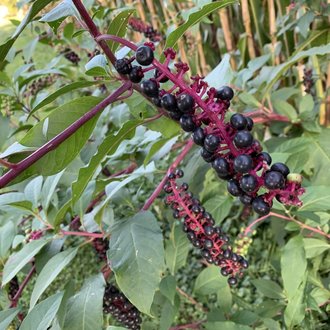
[[0, 1, 329, 329]]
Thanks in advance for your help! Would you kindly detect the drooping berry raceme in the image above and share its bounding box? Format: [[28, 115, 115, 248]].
[[111, 39, 305, 215], [92, 237, 109, 261], [128, 17, 162, 42], [7, 276, 19, 301], [163, 170, 248, 286], [103, 284, 142, 330]]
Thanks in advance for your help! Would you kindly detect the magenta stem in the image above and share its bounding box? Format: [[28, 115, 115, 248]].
[[10, 265, 36, 308], [142, 139, 194, 210], [0, 82, 132, 188]]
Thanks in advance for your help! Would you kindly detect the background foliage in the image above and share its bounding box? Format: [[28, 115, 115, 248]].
[[0, 0, 329, 329]]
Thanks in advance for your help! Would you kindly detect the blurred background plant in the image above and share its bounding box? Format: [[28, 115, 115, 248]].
[[0, 1, 329, 329]]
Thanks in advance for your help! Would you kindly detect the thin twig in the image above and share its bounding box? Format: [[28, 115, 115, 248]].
[[176, 287, 208, 313]]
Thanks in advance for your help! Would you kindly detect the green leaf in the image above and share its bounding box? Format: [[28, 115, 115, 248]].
[[284, 281, 306, 328], [30, 248, 78, 309], [146, 116, 180, 138], [272, 99, 298, 121], [39, 0, 76, 23], [85, 55, 108, 76], [0, 221, 16, 258], [281, 236, 307, 299], [203, 195, 232, 224], [159, 275, 177, 305], [107, 327, 127, 330], [72, 119, 143, 206], [303, 238, 330, 258], [238, 92, 260, 107], [0, 308, 20, 329], [108, 211, 165, 315], [107, 9, 135, 52], [299, 186, 330, 212], [205, 54, 234, 88], [194, 266, 228, 295], [251, 279, 285, 299], [2, 238, 49, 285], [62, 274, 105, 330], [0, 0, 54, 63], [163, 0, 237, 59], [204, 321, 252, 330], [31, 80, 105, 114], [299, 94, 314, 114], [10, 97, 103, 183], [165, 223, 190, 275], [20, 292, 64, 330], [24, 176, 43, 208]]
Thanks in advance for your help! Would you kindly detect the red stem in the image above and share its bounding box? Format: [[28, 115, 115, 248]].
[[244, 211, 330, 239], [10, 265, 36, 308], [142, 139, 194, 210], [60, 230, 104, 238], [0, 82, 131, 188]]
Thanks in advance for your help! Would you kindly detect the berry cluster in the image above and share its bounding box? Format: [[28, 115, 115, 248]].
[[23, 74, 57, 97], [113, 41, 305, 215], [92, 237, 109, 261], [303, 67, 314, 95], [128, 17, 162, 42], [164, 169, 248, 286], [103, 284, 141, 330], [7, 276, 19, 300], [62, 48, 80, 64]]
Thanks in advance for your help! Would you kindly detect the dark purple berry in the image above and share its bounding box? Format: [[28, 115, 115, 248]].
[[233, 154, 253, 173], [114, 58, 132, 74], [270, 162, 290, 178], [216, 86, 234, 100], [201, 249, 211, 258], [161, 93, 177, 111], [204, 239, 213, 249], [212, 157, 230, 177], [201, 148, 214, 163], [140, 80, 158, 96], [228, 277, 237, 286], [177, 93, 195, 113], [192, 127, 205, 146], [155, 68, 169, 83], [240, 174, 258, 193], [240, 259, 249, 268], [204, 134, 220, 152], [258, 152, 272, 165], [246, 117, 254, 130], [128, 65, 144, 83], [204, 226, 214, 236], [264, 171, 285, 189], [168, 111, 182, 121], [135, 45, 154, 65], [230, 114, 247, 130], [221, 267, 229, 276], [252, 196, 271, 215], [175, 169, 184, 178], [234, 131, 254, 148], [180, 114, 196, 132], [227, 179, 242, 197], [151, 96, 161, 107], [239, 194, 253, 205]]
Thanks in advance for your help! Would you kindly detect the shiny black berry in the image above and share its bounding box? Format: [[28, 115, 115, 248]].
[[233, 154, 253, 173], [177, 93, 195, 113], [161, 93, 177, 111], [234, 131, 253, 148], [212, 157, 230, 176], [204, 134, 220, 152], [140, 80, 158, 96], [264, 171, 285, 189], [192, 127, 205, 146], [239, 194, 253, 205], [216, 86, 234, 100], [180, 114, 196, 132], [252, 196, 271, 215], [246, 117, 254, 131], [135, 45, 154, 66], [270, 162, 290, 178], [258, 152, 272, 165], [155, 68, 169, 83], [204, 226, 214, 236], [201, 148, 214, 162], [151, 96, 161, 107], [204, 239, 213, 249], [128, 66, 144, 83], [227, 179, 242, 196], [228, 277, 237, 286], [168, 111, 182, 121], [240, 174, 258, 192], [230, 114, 247, 130], [175, 169, 184, 178], [114, 58, 132, 74]]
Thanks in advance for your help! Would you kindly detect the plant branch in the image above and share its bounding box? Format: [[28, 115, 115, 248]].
[[175, 286, 207, 313], [0, 82, 131, 188], [142, 139, 194, 211], [60, 231, 105, 238], [244, 211, 330, 239], [10, 265, 36, 308]]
